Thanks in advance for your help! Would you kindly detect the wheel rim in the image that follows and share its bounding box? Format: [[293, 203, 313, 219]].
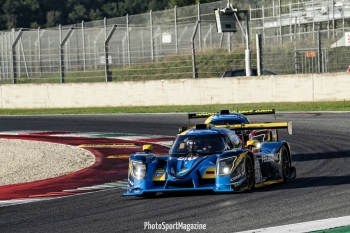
[[246, 156, 254, 189], [282, 148, 290, 178]]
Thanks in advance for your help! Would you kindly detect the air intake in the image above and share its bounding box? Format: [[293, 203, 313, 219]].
[[220, 110, 230, 114], [196, 124, 211, 130]]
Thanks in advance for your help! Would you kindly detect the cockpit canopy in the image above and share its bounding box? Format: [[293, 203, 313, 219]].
[[169, 130, 241, 157], [205, 113, 251, 125]]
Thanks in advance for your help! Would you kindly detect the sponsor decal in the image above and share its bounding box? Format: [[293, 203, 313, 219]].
[[216, 114, 244, 118], [238, 109, 274, 114], [178, 157, 198, 161], [261, 155, 274, 163], [187, 129, 217, 134], [195, 113, 215, 117], [230, 174, 241, 182], [154, 172, 164, 177]]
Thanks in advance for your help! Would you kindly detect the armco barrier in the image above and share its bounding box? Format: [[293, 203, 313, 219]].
[[0, 72, 349, 109]]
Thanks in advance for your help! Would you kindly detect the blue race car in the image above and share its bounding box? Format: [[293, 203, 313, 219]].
[[122, 121, 296, 197]]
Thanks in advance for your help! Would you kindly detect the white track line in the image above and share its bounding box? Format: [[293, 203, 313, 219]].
[[236, 216, 350, 233]]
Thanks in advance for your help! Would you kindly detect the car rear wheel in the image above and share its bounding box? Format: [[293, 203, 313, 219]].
[[245, 155, 255, 190], [281, 145, 291, 182]]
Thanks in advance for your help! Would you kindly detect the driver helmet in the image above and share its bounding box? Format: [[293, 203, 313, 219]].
[[185, 138, 200, 150]]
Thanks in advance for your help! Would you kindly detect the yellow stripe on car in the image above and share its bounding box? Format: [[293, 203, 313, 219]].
[[203, 166, 216, 179]]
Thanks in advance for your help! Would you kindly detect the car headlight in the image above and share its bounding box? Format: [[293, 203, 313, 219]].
[[132, 161, 146, 179], [217, 156, 237, 176]]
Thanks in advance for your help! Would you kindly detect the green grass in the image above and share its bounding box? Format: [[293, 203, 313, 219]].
[[0, 101, 349, 115]]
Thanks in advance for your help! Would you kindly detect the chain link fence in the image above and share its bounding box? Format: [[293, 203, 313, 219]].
[[1, 0, 350, 84]]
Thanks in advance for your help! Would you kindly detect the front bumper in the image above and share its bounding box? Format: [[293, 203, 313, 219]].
[[122, 186, 235, 197]]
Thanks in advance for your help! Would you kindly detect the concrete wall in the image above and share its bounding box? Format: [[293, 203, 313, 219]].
[[0, 72, 349, 109]]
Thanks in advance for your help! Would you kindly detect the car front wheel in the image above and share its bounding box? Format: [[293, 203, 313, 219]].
[[245, 155, 255, 190], [281, 145, 291, 182]]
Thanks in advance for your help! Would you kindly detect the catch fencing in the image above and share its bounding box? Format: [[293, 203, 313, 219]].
[[1, 0, 350, 84]]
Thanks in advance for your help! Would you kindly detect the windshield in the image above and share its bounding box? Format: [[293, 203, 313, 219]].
[[169, 134, 227, 157], [210, 119, 249, 125]]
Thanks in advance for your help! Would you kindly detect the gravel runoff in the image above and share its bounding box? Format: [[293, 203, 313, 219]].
[[0, 139, 96, 186]]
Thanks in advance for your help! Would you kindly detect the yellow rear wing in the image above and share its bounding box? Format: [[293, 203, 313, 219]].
[[188, 109, 276, 120], [179, 121, 292, 135], [237, 109, 275, 116], [215, 121, 292, 135]]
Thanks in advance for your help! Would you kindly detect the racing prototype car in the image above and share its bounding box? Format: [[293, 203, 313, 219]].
[[122, 121, 296, 197]]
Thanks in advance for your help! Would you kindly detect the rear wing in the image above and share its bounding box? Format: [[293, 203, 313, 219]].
[[237, 109, 275, 118], [187, 109, 276, 123], [215, 121, 292, 135], [188, 112, 216, 119], [179, 121, 292, 135]]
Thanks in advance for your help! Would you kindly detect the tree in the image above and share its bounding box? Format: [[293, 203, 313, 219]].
[[3, 0, 22, 29], [89, 9, 103, 21], [68, 4, 88, 23], [46, 11, 62, 28], [102, 2, 119, 18]]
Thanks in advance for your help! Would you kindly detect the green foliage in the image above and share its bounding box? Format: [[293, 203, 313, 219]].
[[0, 0, 226, 30]]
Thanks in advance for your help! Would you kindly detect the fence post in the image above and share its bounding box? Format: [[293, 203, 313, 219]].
[[0, 33, 3, 79], [59, 26, 74, 83], [191, 21, 199, 78], [243, 10, 251, 76], [19, 38, 29, 78], [317, 29, 322, 73], [262, 5, 265, 44], [150, 10, 154, 62], [174, 6, 178, 54], [198, 2, 202, 51], [127, 14, 131, 66], [256, 34, 262, 76], [294, 18, 298, 74], [82, 21, 86, 71], [278, 0, 282, 44], [11, 29, 23, 84], [105, 25, 117, 82], [37, 27, 41, 76], [5, 33, 9, 79]]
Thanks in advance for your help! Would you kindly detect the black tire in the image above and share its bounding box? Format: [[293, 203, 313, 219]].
[[281, 145, 291, 182], [245, 155, 255, 190]]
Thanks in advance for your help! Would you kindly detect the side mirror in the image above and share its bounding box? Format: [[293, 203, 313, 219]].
[[179, 126, 188, 133], [143, 144, 153, 153]]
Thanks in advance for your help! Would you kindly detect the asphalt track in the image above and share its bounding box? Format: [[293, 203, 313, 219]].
[[0, 112, 350, 233]]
